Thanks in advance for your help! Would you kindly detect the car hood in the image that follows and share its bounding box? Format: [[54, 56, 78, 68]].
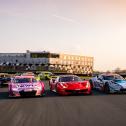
[[61, 81, 88, 89], [114, 80, 126, 88]]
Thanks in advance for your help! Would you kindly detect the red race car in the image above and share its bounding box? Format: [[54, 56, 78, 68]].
[[49, 75, 92, 95]]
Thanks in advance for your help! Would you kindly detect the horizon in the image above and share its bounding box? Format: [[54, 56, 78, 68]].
[[0, 0, 126, 71]]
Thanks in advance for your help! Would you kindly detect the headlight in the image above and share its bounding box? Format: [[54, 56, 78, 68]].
[[60, 83, 67, 88], [34, 84, 42, 90], [86, 82, 90, 88]]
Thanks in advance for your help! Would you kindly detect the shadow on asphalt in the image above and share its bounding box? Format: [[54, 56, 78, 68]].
[[44, 89, 102, 97], [0, 91, 9, 100], [1, 88, 126, 101]]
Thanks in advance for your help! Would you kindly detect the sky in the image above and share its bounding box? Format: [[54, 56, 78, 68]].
[[0, 0, 126, 71]]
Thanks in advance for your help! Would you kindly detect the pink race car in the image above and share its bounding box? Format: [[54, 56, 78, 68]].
[[8, 76, 45, 97]]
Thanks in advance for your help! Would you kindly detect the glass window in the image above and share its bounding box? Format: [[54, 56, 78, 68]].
[[14, 78, 31, 83], [59, 76, 82, 82], [102, 75, 124, 80], [14, 78, 37, 83]]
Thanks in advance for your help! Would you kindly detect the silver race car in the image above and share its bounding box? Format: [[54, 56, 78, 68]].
[[90, 73, 126, 93]]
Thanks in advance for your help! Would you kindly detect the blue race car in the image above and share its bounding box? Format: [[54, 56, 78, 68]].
[[90, 73, 126, 93]]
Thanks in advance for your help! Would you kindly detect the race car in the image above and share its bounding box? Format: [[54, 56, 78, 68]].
[[90, 73, 126, 93], [38, 71, 53, 80], [8, 76, 45, 97], [49, 75, 92, 95], [0, 73, 11, 87]]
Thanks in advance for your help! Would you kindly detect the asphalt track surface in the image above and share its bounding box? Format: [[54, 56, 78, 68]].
[[0, 81, 126, 126]]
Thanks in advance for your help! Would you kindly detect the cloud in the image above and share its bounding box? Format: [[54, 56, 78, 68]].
[[52, 14, 81, 25]]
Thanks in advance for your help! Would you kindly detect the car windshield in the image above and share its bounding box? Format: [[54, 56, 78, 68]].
[[59, 76, 82, 82], [14, 78, 37, 83], [114, 80, 125, 83], [103, 75, 124, 80]]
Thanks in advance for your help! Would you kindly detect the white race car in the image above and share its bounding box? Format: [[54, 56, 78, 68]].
[[90, 73, 126, 94]]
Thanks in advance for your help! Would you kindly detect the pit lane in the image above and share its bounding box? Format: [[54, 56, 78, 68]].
[[0, 80, 126, 126]]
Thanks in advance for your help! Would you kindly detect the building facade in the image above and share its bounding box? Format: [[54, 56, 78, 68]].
[[0, 50, 94, 74]]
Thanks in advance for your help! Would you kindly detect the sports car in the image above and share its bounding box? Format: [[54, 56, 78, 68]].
[[38, 71, 53, 80], [0, 73, 11, 87], [49, 75, 92, 95], [8, 76, 45, 97], [90, 73, 126, 93]]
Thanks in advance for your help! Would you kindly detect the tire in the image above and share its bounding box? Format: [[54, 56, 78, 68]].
[[41, 91, 46, 97], [55, 85, 58, 92], [88, 90, 93, 95], [50, 85, 52, 91], [55, 84, 59, 94], [8, 91, 13, 98], [104, 84, 110, 94], [89, 80, 94, 90]]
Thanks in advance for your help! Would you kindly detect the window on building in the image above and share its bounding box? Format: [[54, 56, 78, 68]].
[[30, 53, 59, 58], [64, 56, 66, 60], [50, 53, 59, 58]]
